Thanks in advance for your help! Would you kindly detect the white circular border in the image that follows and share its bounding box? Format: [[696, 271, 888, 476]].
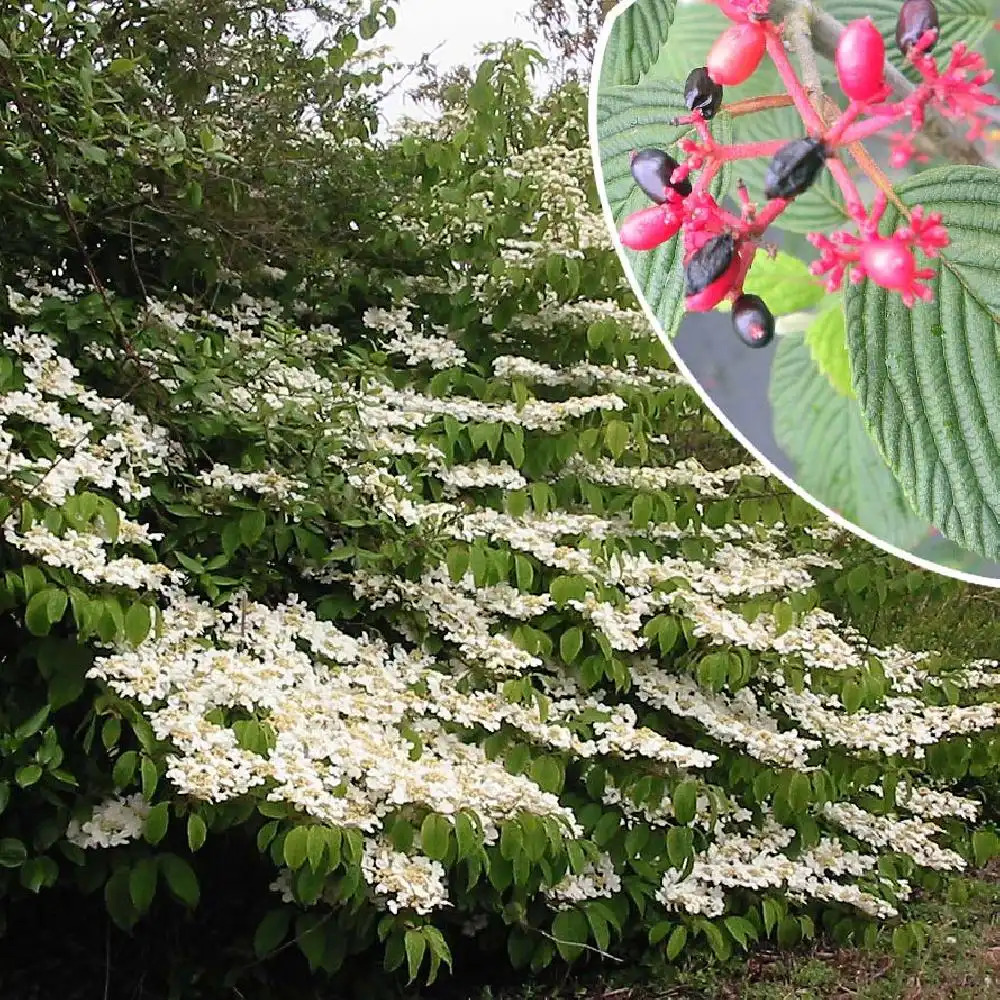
[[588, 0, 1000, 589]]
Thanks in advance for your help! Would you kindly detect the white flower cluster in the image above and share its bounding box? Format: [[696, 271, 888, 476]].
[[66, 793, 151, 849], [6, 222, 997, 936]]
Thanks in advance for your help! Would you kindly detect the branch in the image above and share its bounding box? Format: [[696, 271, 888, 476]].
[[769, 0, 990, 166]]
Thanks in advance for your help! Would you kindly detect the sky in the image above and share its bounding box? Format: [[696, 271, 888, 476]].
[[378, 0, 543, 124], [290, 0, 545, 131]]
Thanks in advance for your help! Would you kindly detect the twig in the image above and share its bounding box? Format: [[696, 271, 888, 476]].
[[769, 0, 990, 167], [783, 3, 825, 119]]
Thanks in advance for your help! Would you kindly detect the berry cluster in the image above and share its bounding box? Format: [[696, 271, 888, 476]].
[[617, 0, 997, 349]]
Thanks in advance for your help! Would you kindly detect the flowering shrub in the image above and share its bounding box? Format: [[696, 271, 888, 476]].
[[3, 0, 1000, 992], [594, 0, 1000, 569]]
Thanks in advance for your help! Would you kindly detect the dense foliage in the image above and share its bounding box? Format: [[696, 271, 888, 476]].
[[3, 1, 1000, 995]]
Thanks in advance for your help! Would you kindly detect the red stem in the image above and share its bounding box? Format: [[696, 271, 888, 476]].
[[763, 26, 825, 134], [838, 113, 909, 147], [825, 155, 867, 221]]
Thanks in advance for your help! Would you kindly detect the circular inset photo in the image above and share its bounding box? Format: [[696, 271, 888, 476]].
[[590, 0, 1000, 581]]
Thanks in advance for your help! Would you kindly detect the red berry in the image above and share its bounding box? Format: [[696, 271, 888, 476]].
[[896, 0, 939, 54], [619, 204, 682, 251], [860, 239, 917, 291], [731, 294, 775, 348], [706, 22, 767, 87], [835, 18, 887, 102]]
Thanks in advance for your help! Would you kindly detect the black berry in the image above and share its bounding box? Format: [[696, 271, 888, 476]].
[[896, 0, 939, 54], [630, 148, 692, 202], [731, 294, 775, 348], [764, 138, 828, 200], [685, 234, 736, 296], [684, 66, 724, 120]]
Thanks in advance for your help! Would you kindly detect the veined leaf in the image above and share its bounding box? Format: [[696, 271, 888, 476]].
[[845, 166, 1000, 560], [600, 0, 678, 88], [771, 332, 928, 551]]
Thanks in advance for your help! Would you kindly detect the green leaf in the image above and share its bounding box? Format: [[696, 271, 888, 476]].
[[14, 705, 49, 740], [254, 908, 291, 957], [0, 838, 26, 868], [805, 300, 853, 398], [159, 853, 200, 907], [140, 756, 158, 799], [742, 252, 826, 315], [129, 857, 158, 913], [421, 814, 451, 861], [307, 825, 327, 872], [283, 826, 309, 869], [666, 826, 692, 869], [144, 802, 169, 845], [25, 589, 57, 636], [187, 814, 207, 852], [646, 2, 727, 83], [560, 627, 584, 664], [551, 908, 589, 962], [846, 166, 1000, 561], [404, 929, 427, 983], [973, 830, 998, 867], [672, 780, 698, 826], [15, 765, 42, 787], [666, 923, 688, 961], [599, 0, 677, 87], [787, 772, 811, 813], [446, 546, 469, 583], [124, 602, 151, 645], [771, 332, 929, 551]]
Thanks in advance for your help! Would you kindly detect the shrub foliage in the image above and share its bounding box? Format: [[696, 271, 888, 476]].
[[1, 0, 1000, 991]]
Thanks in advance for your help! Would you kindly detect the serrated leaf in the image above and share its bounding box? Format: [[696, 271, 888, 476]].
[[600, 0, 677, 87], [846, 166, 1000, 561], [771, 332, 929, 551], [805, 300, 853, 398]]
